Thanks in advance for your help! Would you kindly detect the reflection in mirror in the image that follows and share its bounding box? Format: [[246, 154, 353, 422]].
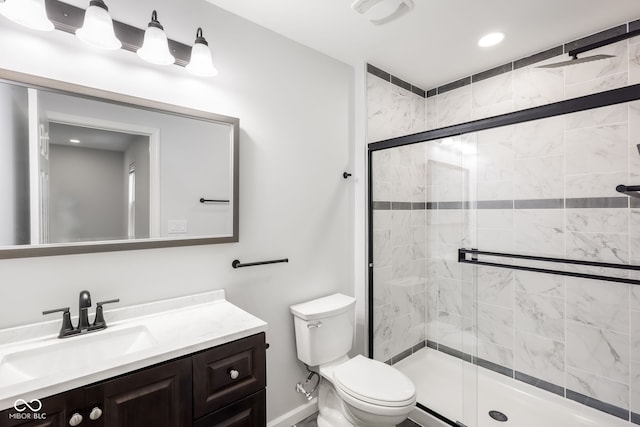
[[48, 122, 151, 243], [0, 70, 239, 258]]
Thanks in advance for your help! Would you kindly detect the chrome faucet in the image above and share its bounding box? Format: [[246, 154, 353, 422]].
[[43, 291, 120, 338], [78, 290, 92, 331]]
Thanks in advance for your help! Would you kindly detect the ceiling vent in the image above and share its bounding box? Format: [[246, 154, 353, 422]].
[[351, 0, 414, 25]]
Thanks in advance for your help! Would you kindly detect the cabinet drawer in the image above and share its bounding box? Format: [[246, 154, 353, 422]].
[[192, 333, 266, 418], [192, 390, 265, 427]]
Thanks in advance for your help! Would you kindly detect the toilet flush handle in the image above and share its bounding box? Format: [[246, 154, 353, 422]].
[[307, 321, 323, 329]]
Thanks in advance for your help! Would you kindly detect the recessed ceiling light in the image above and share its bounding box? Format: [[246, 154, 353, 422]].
[[70, 139, 80, 144], [478, 32, 505, 47]]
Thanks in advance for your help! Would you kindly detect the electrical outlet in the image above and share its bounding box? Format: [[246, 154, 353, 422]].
[[168, 220, 187, 234]]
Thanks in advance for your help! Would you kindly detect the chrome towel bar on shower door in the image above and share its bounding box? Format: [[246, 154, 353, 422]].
[[458, 248, 640, 285], [616, 184, 640, 198]]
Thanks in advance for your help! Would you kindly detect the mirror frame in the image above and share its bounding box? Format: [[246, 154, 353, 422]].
[[0, 68, 239, 259]]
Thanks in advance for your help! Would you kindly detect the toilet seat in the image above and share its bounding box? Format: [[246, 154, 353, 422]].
[[332, 355, 416, 408]]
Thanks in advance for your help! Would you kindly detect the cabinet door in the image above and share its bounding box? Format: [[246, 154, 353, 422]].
[[193, 333, 266, 418], [0, 388, 84, 427], [192, 390, 265, 427], [84, 358, 192, 427]]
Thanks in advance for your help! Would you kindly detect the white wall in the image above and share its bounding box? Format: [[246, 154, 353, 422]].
[[124, 136, 151, 239], [49, 144, 126, 242], [0, 82, 29, 246], [122, 135, 151, 238], [0, 0, 354, 421], [0, 82, 18, 246]]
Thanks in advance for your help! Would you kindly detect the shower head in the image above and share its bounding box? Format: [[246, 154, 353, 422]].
[[536, 54, 614, 69], [536, 26, 640, 69]]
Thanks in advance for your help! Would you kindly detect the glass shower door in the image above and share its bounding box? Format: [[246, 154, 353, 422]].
[[370, 135, 479, 427]]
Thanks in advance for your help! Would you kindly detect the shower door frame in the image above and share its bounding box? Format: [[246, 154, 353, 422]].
[[367, 82, 640, 422]]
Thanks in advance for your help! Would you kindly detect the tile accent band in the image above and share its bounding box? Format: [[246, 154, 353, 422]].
[[471, 63, 513, 83], [372, 196, 630, 210], [564, 24, 627, 53], [513, 45, 564, 70], [387, 340, 637, 423], [368, 20, 638, 98], [372, 20, 636, 95], [367, 63, 426, 98]]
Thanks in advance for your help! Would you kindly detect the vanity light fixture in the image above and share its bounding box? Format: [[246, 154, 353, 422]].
[[69, 139, 80, 144], [3, 0, 218, 77], [0, 0, 54, 32], [478, 32, 505, 47], [137, 10, 175, 65], [76, 0, 121, 50], [185, 28, 218, 77]]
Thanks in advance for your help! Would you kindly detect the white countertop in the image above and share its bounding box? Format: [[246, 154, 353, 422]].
[[0, 290, 267, 411]]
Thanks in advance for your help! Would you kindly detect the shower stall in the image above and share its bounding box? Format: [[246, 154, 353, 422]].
[[368, 82, 640, 426]]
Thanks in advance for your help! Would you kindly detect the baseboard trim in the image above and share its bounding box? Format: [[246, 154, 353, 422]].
[[267, 398, 318, 427]]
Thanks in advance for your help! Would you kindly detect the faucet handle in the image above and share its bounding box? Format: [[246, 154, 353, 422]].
[[42, 307, 70, 316], [96, 299, 120, 307], [93, 299, 120, 327], [43, 307, 75, 337]]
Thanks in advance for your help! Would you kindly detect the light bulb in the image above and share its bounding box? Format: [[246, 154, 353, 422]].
[[0, 0, 54, 32], [76, 0, 121, 50], [186, 28, 218, 77], [136, 10, 175, 65]]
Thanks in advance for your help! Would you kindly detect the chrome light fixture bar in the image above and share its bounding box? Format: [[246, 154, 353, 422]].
[[44, 0, 192, 66]]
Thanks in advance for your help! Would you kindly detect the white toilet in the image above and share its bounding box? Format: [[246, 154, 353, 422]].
[[290, 293, 416, 427]]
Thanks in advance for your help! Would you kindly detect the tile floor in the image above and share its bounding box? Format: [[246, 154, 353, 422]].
[[293, 412, 421, 426]]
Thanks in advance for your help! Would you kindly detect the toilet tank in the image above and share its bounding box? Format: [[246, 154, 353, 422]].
[[290, 293, 356, 366]]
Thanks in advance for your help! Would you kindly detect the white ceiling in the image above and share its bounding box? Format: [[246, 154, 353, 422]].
[[205, 0, 640, 90], [49, 122, 143, 152]]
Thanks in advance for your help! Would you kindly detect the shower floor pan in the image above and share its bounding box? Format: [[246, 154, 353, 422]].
[[395, 347, 630, 427]]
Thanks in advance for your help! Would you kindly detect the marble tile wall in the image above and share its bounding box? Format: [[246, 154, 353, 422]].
[[368, 28, 640, 144], [369, 22, 640, 424], [367, 71, 427, 143]]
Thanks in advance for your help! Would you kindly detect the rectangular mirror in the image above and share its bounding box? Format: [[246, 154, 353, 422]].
[[0, 69, 239, 259]]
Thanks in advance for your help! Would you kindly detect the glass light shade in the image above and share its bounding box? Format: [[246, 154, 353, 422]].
[[76, 1, 121, 50], [186, 42, 218, 77], [137, 25, 175, 65], [0, 0, 54, 31]]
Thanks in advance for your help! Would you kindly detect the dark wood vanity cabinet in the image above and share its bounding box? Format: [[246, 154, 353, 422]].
[[0, 388, 85, 427], [0, 333, 266, 427], [84, 358, 193, 427], [192, 333, 266, 427]]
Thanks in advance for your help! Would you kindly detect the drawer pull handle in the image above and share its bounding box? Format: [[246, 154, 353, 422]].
[[89, 406, 103, 420], [69, 412, 83, 426], [229, 369, 240, 380], [307, 321, 322, 329]]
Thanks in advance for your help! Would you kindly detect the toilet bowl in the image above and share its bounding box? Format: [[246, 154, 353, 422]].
[[290, 294, 416, 427]]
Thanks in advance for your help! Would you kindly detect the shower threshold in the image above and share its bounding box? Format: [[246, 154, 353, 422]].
[[394, 347, 630, 427]]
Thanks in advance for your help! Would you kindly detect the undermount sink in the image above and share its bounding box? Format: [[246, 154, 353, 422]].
[[0, 325, 157, 387]]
